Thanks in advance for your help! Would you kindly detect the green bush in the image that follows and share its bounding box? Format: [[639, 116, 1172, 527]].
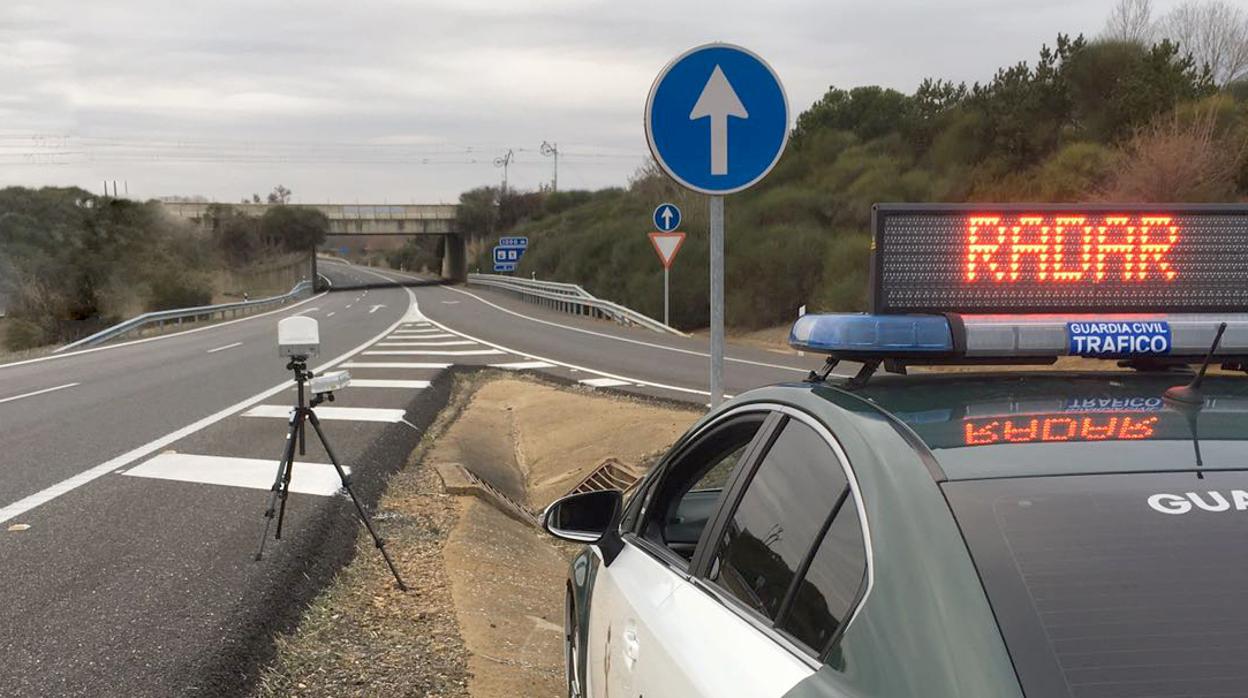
[[146, 272, 213, 311]]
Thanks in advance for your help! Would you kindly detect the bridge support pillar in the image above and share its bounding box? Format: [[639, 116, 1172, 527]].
[[441, 233, 467, 283]]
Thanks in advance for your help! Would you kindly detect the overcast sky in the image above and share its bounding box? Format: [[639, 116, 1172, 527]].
[[0, 0, 1186, 203]]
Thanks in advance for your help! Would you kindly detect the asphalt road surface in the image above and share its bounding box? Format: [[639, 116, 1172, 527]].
[[0, 261, 822, 696]]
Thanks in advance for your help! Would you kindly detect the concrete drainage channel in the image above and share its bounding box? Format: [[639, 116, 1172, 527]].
[[436, 458, 643, 529]]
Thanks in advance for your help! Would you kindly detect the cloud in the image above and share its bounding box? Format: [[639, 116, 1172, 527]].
[[0, 0, 1187, 202]]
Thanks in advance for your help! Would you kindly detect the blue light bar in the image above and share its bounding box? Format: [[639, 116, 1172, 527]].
[[790, 313, 954, 356]]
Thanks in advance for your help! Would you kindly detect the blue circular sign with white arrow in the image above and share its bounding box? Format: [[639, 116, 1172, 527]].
[[653, 203, 681, 232], [645, 43, 789, 195]]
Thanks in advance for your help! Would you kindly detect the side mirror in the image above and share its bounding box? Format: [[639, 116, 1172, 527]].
[[542, 490, 624, 544]]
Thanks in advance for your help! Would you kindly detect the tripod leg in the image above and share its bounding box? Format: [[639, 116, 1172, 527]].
[[255, 413, 301, 561], [274, 411, 303, 540], [307, 413, 408, 591]]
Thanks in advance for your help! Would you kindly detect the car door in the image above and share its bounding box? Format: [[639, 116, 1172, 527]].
[[589, 404, 873, 697], [584, 408, 773, 697]]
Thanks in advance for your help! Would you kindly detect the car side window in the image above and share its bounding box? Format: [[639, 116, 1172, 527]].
[[776, 494, 866, 651], [638, 414, 766, 564], [704, 416, 866, 652]]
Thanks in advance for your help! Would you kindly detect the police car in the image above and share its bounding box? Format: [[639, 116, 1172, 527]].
[[542, 204, 1248, 697]]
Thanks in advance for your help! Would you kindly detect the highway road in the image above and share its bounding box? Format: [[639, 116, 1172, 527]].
[[0, 261, 821, 696]]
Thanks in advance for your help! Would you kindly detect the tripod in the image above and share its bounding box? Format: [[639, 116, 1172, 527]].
[[254, 357, 408, 591]]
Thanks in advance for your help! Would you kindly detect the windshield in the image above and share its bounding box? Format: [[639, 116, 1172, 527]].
[[945, 472, 1248, 698]]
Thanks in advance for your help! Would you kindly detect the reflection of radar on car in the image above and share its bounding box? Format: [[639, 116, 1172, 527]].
[[543, 202, 1248, 698]]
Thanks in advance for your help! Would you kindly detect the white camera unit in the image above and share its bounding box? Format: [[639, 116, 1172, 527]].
[[278, 316, 320, 358], [310, 370, 351, 394]]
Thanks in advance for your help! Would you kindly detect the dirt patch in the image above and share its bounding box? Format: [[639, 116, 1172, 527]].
[[255, 371, 698, 697]]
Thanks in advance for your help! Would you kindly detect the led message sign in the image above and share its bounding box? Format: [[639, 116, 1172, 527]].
[[872, 204, 1248, 314], [962, 414, 1159, 446]]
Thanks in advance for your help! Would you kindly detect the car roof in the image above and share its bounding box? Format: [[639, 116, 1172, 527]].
[[813, 370, 1248, 481]]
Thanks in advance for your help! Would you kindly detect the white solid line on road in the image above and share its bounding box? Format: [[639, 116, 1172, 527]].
[[580, 377, 632, 388], [243, 405, 407, 423], [206, 342, 243, 354], [390, 330, 452, 336], [0, 290, 327, 372], [0, 382, 80, 405], [441, 285, 812, 374], [348, 379, 431, 389], [369, 305, 386, 314], [364, 349, 503, 356], [490, 361, 556, 370], [377, 340, 474, 347], [0, 287, 417, 525], [388, 334, 455, 341], [341, 361, 451, 369], [123, 453, 348, 497]]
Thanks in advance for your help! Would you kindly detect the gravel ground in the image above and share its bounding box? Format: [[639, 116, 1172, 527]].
[[252, 377, 480, 698]]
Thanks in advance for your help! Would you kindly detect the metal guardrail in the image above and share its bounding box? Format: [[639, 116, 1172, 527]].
[[55, 278, 323, 353], [467, 273, 686, 336]]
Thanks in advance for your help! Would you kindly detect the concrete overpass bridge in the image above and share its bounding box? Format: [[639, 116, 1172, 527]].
[[160, 202, 467, 281]]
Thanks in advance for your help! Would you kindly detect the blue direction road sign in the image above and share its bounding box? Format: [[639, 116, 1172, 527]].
[[500, 236, 529, 248], [493, 243, 526, 273], [646, 43, 788, 195], [653, 203, 681, 232]]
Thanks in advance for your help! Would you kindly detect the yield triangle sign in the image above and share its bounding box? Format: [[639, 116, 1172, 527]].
[[648, 232, 686, 269]]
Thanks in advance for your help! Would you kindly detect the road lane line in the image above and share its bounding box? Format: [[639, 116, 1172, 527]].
[[0, 290, 328, 372], [377, 340, 474, 347], [206, 342, 243, 354], [243, 405, 406, 423], [490, 361, 556, 370], [0, 382, 80, 405], [0, 287, 415, 524], [123, 453, 348, 496], [364, 349, 503, 356], [327, 311, 336, 318], [341, 362, 451, 369], [439, 285, 810, 373], [348, 379, 431, 389]]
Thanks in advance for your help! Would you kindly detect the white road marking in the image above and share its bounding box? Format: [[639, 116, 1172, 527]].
[[369, 304, 386, 314], [580, 377, 632, 388], [0, 288, 416, 525], [390, 329, 451, 335], [243, 405, 407, 423], [206, 342, 243, 354], [364, 349, 503, 356], [0, 382, 80, 405], [327, 311, 336, 318], [295, 307, 320, 315], [442, 300, 460, 304], [419, 316, 719, 398], [440, 285, 812, 374], [341, 361, 451, 369], [348, 379, 431, 389], [388, 333, 455, 340], [0, 290, 327, 372], [346, 304, 353, 309], [377, 340, 474, 347], [490, 361, 556, 370], [123, 453, 348, 496]]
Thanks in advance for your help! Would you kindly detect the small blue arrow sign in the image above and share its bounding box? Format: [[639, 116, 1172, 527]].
[[646, 43, 788, 195], [653, 203, 681, 232]]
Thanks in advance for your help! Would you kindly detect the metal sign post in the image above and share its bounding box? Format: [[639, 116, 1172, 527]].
[[648, 228, 686, 326], [645, 43, 789, 406], [709, 196, 725, 404]]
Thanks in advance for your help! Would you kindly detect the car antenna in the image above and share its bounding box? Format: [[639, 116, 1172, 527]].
[[1164, 322, 1226, 480], [1163, 322, 1227, 406]]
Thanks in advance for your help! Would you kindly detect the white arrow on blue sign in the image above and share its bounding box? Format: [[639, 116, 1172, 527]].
[[645, 43, 789, 195], [653, 203, 681, 232]]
